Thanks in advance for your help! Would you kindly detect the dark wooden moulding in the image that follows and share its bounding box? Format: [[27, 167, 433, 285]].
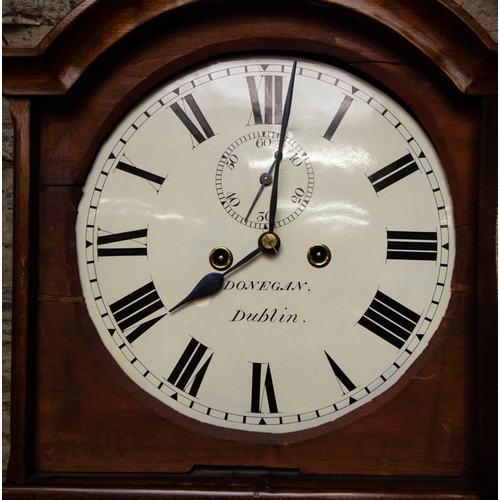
[[3, 0, 497, 498]]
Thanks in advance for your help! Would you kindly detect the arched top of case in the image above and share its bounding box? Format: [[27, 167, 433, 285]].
[[2, 0, 497, 97]]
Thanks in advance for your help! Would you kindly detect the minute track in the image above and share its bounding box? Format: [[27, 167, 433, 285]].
[[77, 55, 454, 437]]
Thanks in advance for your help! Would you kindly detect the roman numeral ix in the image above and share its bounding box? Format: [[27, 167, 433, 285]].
[[109, 281, 166, 343], [358, 290, 421, 349]]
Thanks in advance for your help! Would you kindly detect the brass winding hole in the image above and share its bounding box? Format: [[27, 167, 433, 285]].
[[209, 246, 233, 270], [307, 244, 331, 268]]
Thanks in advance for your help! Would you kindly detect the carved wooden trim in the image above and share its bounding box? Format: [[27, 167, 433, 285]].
[[1, 473, 483, 499], [2, 0, 497, 498], [476, 94, 498, 500], [7, 99, 37, 482], [2, 0, 497, 97]]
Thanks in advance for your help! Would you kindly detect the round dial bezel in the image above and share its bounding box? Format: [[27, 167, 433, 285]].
[[76, 54, 455, 443]]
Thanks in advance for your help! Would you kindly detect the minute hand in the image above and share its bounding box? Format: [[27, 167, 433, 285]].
[[268, 60, 298, 233]]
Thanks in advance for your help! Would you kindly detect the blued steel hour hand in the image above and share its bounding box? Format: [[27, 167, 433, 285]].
[[169, 62, 297, 314], [169, 246, 262, 313], [168, 230, 282, 313]]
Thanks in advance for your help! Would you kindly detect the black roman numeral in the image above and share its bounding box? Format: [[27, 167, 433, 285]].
[[324, 351, 356, 394], [323, 95, 353, 141], [246, 75, 283, 125], [109, 281, 166, 343], [368, 153, 419, 193], [358, 290, 421, 349], [167, 337, 213, 397], [250, 362, 278, 413], [97, 228, 147, 257], [115, 156, 166, 192], [170, 94, 215, 145], [387, 230, 438, 261]]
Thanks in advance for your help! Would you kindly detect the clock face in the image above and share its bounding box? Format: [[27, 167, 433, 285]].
[[76, 56, 455, 437]]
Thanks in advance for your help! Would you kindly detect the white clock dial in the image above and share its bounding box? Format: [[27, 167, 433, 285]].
[[76, 56, 455, 437]]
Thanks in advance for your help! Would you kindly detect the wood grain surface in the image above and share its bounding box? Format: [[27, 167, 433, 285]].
[[3, 0, 497, 498]]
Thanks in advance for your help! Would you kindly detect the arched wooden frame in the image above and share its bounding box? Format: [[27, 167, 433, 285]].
[[3, 0, 497, 498], [3, 0, 496, 96]]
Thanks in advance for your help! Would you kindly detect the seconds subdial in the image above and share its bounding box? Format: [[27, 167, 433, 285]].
[[216, 131, 314, 229]]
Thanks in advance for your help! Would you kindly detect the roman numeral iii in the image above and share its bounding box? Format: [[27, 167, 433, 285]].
[[358, 290, 421, 349], [109, 281, 166, 343], [167, 338, 213, 397], [368, 153, 419, 193], [97, 228, 147, 257], [170, 94, 215, 145], [387, 230, 438, 261], [246, 75, 283, 125], [250, 362, 279, 413]]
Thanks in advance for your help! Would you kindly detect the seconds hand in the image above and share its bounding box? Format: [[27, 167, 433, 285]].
[[244, 158, 276, 221]]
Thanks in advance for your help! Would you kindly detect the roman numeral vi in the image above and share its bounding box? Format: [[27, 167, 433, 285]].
[[250, 362, 279, 413]]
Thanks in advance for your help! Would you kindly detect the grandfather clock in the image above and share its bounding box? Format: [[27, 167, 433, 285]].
[[3, 0, 497, 498]]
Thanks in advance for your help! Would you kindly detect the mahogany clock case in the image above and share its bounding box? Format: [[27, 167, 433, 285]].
[[2, 0, 497, 498]]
